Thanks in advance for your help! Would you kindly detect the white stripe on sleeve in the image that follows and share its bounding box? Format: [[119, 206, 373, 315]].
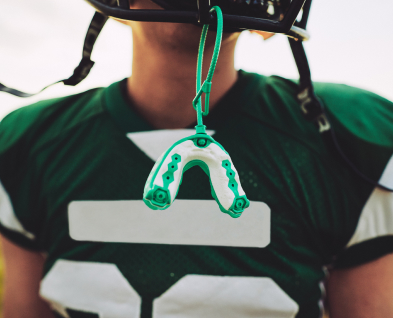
[[347, 155, 393, 247], [0, 180, 35, 240]]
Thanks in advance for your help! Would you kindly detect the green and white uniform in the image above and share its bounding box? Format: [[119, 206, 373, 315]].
[[0, 70, 392, 318]]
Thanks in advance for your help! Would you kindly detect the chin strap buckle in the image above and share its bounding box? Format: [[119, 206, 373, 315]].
[[297, 87, 331, 133], [197, 0, 212, 24], [117, 0, 129, 8]]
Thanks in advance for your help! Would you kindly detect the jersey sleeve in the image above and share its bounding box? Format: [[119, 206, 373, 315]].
[[0, 106, 44, 250], [334, 165, 393, 268], [0, 89, 104, 251], [314, 83, 393, 268]]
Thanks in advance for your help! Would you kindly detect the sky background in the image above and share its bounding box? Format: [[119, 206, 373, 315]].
[[0, 0, 392, 120]]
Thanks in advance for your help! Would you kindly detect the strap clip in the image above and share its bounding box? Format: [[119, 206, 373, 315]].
[[197, 0, 211, 24], [63, 58, 95, 86], [192, 80, 212, 115], [297, 87, 331, 133], [117, 0, 129, 8]]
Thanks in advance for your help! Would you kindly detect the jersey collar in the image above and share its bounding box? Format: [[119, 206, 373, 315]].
[[103, 70, 261, 133]]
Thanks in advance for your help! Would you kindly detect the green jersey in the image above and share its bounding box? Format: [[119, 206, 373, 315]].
[[0, 70, 392, 318]]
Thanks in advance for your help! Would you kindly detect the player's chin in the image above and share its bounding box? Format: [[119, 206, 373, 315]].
[[144, 22, 205, 51], [163, 22, 240, 51]]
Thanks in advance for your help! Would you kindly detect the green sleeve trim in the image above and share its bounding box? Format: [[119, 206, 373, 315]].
[[0, 223, 42, 251], [334, 236, 393, 269]]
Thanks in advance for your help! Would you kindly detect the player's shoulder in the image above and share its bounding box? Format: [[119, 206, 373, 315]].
[[313, 82, 393, 143], [240, 71, 392, 186], [243, 71, 393, 143], [312, 82, 393, 179], [0, 86, 105, 154], [245, 69, 392, 115]]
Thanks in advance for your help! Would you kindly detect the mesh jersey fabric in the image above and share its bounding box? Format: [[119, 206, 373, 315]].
[[0, 70, 392, 318]]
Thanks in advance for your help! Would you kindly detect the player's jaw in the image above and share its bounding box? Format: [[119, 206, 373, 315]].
[[119, 0, 240, 54]]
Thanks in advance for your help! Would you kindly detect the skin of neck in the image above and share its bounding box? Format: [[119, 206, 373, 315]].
[[123, 0, 241, 129]]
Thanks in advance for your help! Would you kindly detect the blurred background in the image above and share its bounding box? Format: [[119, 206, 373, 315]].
[[0, 0, 392, 315]]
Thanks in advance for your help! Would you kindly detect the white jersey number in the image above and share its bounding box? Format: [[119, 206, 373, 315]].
[[40, 260, 298, 318]]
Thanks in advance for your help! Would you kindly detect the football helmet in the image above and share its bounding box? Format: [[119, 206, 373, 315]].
[[0, 0, 311, 97]]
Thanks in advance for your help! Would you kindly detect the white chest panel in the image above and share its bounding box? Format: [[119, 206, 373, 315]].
[[40, 260, 141, 318], [68, 200, 270, 248], [40, 260, 299, 318], [153, 275, 299, 318]]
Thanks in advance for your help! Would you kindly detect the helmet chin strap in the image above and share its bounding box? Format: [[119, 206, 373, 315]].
[[289, 34, 393, 192], [0, 1, 115, 98], [0, 0, 308, 98]]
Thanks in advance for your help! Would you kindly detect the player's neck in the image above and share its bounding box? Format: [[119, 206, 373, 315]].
[[126, 33, 239, 129]]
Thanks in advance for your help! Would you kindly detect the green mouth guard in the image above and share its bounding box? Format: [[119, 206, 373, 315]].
[[143, 6, 250, 218]]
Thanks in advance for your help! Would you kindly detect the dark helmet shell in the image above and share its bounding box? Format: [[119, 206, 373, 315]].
[[150, 0, 291, 20]]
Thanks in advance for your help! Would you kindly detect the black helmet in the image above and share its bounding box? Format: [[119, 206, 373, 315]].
[[0, 0, 310, 97], [87, 0, 310, 39]]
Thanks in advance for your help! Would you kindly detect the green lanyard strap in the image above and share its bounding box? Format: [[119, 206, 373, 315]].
[[192, 6, 223, 134]]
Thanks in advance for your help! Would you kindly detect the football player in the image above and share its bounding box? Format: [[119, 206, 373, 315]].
[[0, 0, 392, 317]]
